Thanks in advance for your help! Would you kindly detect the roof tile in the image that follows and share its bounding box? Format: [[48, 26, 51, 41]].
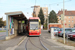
[[57, 10, 75, 16]]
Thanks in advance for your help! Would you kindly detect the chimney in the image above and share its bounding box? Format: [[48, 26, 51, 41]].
[[65, 9, 67, 11]]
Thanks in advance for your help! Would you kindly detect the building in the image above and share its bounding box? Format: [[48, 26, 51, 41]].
[[57, 10, 75, 28], [48, 23, 62, 29], [32, 6, 48, 21]]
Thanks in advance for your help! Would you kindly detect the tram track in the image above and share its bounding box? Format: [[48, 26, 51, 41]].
[[25, 37, 42, 50], [40, 37, 53, 46], [25, 37, 48, 50], [39, 36, 56, 49], [39, 37, 49, 50], [29, 37, 42, 50]]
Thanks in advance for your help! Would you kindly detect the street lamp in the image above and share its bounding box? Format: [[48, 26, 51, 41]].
[[63, 0, 65, 44]]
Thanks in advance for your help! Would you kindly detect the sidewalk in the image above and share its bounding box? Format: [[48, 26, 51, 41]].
[[42, 30, 75, 50], [46, 38, 75, 50], [0, 32, 6, 40], [0, 35, 26, 50]]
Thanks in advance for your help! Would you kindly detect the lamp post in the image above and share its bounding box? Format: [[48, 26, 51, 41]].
[[63, 0, 65, 44]]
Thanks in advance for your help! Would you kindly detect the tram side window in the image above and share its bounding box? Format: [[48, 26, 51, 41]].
[[39, 21, 41, 29]]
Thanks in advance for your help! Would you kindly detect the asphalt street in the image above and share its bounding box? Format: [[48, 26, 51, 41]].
[[0, 32, 6, 40], [0, 30, 72, 50], [15, 30, 71, 50]]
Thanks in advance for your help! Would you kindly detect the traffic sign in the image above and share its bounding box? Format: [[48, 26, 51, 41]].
[[61, 14, 64, 21]]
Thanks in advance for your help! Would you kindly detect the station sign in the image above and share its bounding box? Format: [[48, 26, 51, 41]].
[[22, 21, 25, 23]]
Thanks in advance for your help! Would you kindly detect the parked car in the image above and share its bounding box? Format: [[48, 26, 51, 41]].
[[58, 28, 72, 37], [68, 28, 75, 40], [48, 27, 59, 33], [55, 28, 63, 36], [54, 28, 60, 36]]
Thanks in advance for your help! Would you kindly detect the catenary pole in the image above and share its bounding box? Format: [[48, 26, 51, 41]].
[[63, 0, 65, 44]]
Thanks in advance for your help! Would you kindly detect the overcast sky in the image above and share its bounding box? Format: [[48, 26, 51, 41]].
[[0, 0, 75, 20]]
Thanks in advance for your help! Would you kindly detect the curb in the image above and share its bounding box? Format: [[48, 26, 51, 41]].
[[47, 39, 75, 50], [6, 36, 27, 50], [17, 36, 27, 46]]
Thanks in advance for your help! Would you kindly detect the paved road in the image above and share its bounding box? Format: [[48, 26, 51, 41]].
[[0, 32, 6, 40], [15, 30, 71, 50], [0, 28, 6, 31], [0, 30, 72, 50]]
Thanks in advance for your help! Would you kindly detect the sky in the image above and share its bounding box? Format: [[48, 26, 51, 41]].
[[0, 0, 75, 20]]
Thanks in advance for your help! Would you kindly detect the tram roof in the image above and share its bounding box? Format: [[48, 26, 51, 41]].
[[29, 17, 40, 19]]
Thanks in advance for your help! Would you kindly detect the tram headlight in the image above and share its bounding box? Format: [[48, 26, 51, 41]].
[[29, 31, 31, 32], [37, 31, 39, 33]]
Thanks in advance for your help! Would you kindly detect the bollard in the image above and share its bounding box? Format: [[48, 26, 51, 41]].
[[2, 26, 3, 31], [51, 28, 55, 39]]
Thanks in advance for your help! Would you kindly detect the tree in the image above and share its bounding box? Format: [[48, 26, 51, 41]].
[[48, 10, 58, 23], [43, 19, 47, 29], [38, 8, 44, 25], [0, 18, 4, 27], [3, 20, 6, 26]]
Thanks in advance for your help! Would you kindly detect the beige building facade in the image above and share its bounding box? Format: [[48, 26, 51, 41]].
[[33, 6, 48, 21], [57, 10, 75, 28]]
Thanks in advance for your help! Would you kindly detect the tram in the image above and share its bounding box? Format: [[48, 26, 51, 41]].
[[28, 17, 41, 36]]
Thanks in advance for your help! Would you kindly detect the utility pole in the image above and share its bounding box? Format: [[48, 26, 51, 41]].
[[34, 0, 36, 17], [32, 0, 37, 17], [63, 0, 65, 44], [35, 0, 36, 6]]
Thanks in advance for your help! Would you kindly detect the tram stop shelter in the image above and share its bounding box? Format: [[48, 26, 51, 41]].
[[5, 11, 28, 40]]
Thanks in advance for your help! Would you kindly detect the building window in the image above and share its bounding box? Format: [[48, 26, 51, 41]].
[[69, 21, 70, 22], [59, 15, 61, 17], [59, 21, 60, 23], [59, 17, 61, 20], [60, 18, 61, 20], [69, 17, 70, 18], [72, 20, 73, 22], [69, 24, 70, 26], [72, 17, 73, 18], [44, 9, 46, 10], [44, 12, 46, 14], [44, 15, 46, 17]]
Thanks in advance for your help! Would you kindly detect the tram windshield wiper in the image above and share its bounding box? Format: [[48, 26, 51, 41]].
[[34, 26, 38, 30]]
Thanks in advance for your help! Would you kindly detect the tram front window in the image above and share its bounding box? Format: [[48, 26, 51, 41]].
[[30, 24, 39, 30]]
